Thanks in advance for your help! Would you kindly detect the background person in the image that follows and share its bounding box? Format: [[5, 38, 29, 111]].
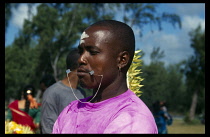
[[6, 84, 41, 132], [40, 48, 86, 134], [36, 74, 56, 103], [152, 100, 173, 134]]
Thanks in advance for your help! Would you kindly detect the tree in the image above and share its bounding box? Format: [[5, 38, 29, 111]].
[[150, 47, 165, 64], [122, 3, 181, 36], [182, 25, 205, 121], [140, 47, 167, 108], [165, 64, 187, 112], [141, 47, 187, 113], [5, 45, 38, 102]]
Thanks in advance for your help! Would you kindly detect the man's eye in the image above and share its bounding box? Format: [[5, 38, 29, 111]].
[[90, 51, 99, 55]]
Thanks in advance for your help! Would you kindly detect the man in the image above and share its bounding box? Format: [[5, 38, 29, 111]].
[[52, 20, 158, 133], [41, 48, 85, 134]]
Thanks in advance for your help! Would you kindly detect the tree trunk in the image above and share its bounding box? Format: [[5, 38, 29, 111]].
[[52, 56, 59, 82], [189, 90, 198, 121], [53, 64, 58, 82]]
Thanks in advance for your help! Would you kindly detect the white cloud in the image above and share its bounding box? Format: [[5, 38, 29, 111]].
[[136, 30, 194, 66], [182, 15, 205, 32], [168, 3, 205, 17], [11, 4, 38, 29]]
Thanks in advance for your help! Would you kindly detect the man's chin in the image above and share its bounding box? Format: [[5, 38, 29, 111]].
[[80, 84, 90, 89], [79, 80, 92, 89]]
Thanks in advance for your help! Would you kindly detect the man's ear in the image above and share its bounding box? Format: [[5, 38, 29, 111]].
[[117, 51, 130, 69]]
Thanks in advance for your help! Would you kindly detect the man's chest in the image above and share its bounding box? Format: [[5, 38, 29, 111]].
[[61, 110, 115, 133]]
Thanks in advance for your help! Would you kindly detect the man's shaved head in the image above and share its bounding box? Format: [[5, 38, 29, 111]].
[[86, 20, 135, 70]]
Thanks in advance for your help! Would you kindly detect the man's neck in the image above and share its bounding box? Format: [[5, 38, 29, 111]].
[[90, 77, 128, 103]]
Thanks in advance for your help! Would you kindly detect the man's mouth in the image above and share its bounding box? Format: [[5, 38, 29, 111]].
[[77, 68, 91, 77]]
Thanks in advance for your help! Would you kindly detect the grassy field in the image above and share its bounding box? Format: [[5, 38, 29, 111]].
[[167, 119, 205, 134]]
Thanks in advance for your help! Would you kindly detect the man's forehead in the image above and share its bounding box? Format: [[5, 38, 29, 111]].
[[93, 30, 110, 40], [80, 28, 112, 45], [80, 29, 110, 39], [86, 26, 112, 36]]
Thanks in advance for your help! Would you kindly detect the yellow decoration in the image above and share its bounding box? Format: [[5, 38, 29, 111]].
[[5, 120, 34, 134], [127, 50, 144, 97]]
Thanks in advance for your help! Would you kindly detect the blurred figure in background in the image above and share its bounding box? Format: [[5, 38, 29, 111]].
[[6, 84, 41, 132], [37, 74, 56, 133], [41, 48, 86, 134], [36, 74, 56, 103], [152, 100, 173, 134]]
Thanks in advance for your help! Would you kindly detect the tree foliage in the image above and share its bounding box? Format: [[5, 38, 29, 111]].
[[140, 25, 205, 116], [5, 45, 39, 101], [181, 25, 205, 121], [122, 3, 181, 36], [140, 47, 187, 113]]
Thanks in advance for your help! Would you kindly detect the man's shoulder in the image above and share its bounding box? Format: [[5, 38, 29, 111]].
[[116, 94, 153, 117], [49, 81, 62, 88], [42, 81, 62, 98]]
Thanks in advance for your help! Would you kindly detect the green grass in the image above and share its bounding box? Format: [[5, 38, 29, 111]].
[[167, 119, 205, 134]]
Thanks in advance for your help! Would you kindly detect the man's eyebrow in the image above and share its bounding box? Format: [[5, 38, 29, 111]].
[[78, 45, 101, 51], [85, 45, 100, 50]]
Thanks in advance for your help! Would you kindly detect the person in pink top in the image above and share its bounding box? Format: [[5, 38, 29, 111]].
[[52, 20, 158, 134]]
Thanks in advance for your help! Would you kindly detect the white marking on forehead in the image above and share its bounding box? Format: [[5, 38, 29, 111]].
[[81, 31, 89, 39], [80, 31, 89, 44]]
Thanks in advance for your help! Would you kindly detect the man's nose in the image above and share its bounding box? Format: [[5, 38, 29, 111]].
[[78, 52, 88, 65]]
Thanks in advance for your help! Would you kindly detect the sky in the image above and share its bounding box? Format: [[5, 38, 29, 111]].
[[5, 3, 205, 66]]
